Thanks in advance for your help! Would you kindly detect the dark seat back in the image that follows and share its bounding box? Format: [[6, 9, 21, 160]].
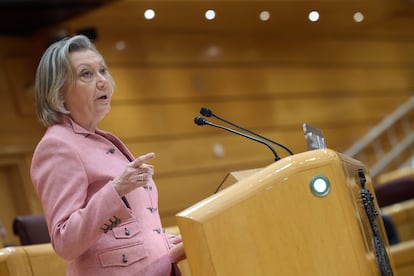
[[12, 214, 50, 245], [375, 177, 414, 207]]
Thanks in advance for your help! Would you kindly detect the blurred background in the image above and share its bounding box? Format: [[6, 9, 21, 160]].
[[0, 0, 413, 247]]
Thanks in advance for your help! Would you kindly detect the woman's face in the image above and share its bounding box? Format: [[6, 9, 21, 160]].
[[64, 49, 112, 132]]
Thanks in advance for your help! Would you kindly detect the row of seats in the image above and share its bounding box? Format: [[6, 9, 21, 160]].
[[0, 244, 66, 276], [376, 168, 414, 276], [0, 215, 63, 275]]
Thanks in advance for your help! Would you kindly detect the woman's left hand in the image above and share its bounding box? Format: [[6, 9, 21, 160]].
[[169, 241, 186, 263]]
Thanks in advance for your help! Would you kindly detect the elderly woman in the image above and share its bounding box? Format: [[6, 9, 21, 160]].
[[30, 34, 184, 275]]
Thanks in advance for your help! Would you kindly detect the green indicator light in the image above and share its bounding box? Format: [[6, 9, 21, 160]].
[[310, 175, 330, 197]]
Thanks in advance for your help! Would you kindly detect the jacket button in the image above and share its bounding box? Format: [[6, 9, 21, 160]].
[[124, 227, 130, 236], [122, 254, 128, 263]]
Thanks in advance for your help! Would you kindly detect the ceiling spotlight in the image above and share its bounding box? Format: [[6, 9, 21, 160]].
[[308, 11, 320, 22], [353, 12, 364, 23], [205, 9, 216, 20], [144, 9, 155, 20], [259, 11, 271, 21]]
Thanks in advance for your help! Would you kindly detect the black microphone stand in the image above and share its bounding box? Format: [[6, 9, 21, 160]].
[[200, 107, 294, 156]]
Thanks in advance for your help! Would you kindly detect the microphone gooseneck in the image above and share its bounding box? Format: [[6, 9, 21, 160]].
[[194, 116, 281, 162], [199, 107, 294, 156]]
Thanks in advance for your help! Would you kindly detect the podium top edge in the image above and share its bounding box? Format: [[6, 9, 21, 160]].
[[176, 149, 365, 220]]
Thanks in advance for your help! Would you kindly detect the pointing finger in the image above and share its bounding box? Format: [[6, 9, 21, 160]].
[[130, 152, 155, 168]]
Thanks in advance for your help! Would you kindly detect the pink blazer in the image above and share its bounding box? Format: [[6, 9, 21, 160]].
[[31, 116, 176, 276]]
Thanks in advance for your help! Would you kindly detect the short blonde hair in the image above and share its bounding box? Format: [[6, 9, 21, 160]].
[[34, 34, 115, 127]]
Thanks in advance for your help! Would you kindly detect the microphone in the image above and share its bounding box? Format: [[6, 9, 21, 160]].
[[200, 107, 294, 156], [194, 116, 281, 161]]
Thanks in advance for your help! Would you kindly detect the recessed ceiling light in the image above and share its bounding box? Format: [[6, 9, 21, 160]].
[[353, 12, 364, 23], [205, 9, 216, 20], [259, 11, 271, 21], [308, 11, 320, 22], [144, 9, 155, 20]]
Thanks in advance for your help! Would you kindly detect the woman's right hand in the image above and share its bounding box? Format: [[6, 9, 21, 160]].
[[111, 152, 156, 196]]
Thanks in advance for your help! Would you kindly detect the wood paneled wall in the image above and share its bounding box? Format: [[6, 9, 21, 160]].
[[0, 2, 413, 239], [93, 31, 413, 225], [0, 36, 53, 245]]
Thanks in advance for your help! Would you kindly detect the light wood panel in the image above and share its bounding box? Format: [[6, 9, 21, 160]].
[[94, 35, 414, 65], [176, 149, 395, 275], [0, 154, 41, 246], [0, 244, 66, 276], [382, 199, 414, 242], [121, 124, 390, 172], [390, 240, 414, 276], [101, 96, 412, 141], [0, 52, 45, 146], [109, 66, 414, 100], [0, 37, 46, 244]]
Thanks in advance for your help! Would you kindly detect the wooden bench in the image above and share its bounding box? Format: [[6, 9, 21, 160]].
[[0, 243, 66, 276], [382, 199, 414, 242], [377, 167, 414, 185], [382, 198, 414, 276], [390, 240, 414, 276]]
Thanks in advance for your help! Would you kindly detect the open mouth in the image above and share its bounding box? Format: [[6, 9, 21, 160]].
[[97, 95, 108, 100]]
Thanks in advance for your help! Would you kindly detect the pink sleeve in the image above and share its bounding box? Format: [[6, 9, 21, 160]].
[[31, 137, 132, 260]]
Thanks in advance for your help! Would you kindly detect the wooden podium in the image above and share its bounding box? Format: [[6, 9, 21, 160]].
[[176, 149, 396, 276]]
